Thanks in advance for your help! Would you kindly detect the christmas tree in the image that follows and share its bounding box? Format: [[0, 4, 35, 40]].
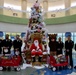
[[24, 0, 48, 64]]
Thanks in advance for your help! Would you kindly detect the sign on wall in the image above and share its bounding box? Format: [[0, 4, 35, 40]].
[[0, 31, 3, 37], [65, 32, 71, 37], [21, 32, 25, 38]]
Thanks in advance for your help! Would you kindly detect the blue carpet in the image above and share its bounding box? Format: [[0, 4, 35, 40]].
[[45, 68, 76, 75], [30, 67, 76, 75]]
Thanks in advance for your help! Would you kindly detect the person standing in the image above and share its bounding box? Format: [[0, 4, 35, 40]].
[[0, 38, 3, 54], [13, 35, 22, 56], [65, 36, 74, 68], [2, 34, 12, 54], [48, 34, 58, 55], [57, 37, 64, 55]]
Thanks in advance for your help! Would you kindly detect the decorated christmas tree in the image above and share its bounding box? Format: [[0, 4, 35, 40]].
[[24, 0, 48, 64]]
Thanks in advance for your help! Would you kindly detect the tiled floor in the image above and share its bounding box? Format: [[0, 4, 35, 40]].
[[0, 67, 76, 75], [42, 68, 76, 75]]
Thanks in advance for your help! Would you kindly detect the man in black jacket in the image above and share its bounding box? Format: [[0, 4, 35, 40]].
[[0, 38, 3, 54], [57, 37, 64, 55], [2, 34, 12, 54], [65, 36, 74, 68], [13, 35, 22, 56]]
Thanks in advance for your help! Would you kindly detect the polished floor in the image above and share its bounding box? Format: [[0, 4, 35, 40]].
[[0, 67, 76, 75]]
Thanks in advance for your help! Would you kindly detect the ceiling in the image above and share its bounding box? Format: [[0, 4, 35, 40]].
[[4, 0, 21, 6], [4, 0, 75, 6], [4, 0, 75, 4], [27, 0, 63, 2], [4, 0, 75, 3]]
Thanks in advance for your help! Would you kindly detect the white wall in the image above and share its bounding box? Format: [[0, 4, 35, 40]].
[[0, 22, 76, 33], [46, 23, 76, 33], [0, 22, 27, 33]]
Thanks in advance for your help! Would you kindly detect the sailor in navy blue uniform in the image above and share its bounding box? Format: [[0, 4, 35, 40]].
[[65, 36, 74, 68], [57, 37, 64, 55], [2, 34, 12, 54], [0, 38, 3, 54], [13, 35, 22, 56]]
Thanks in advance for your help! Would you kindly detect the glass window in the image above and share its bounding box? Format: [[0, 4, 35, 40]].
[[71, 2, 76, 7], [74, 33, 76, 36], [4, 3, 21, 10], [48, 5, 65, 11], [74, 32, 76, 44], [57, 33, 62, 41], [62, 33, 65, 43], [63, 37, 65, 43], [74, 37, 76, 44], [71, 33, 74, 41], [3, 32, 5, 39]]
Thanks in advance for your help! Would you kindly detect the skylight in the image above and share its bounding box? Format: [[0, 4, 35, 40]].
[[71, 2, 76, 7], [48, 5, 65, 11], [4, 3, 21, 10]]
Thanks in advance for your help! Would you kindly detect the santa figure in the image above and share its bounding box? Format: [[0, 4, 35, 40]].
[[30, 38, 43, 62]]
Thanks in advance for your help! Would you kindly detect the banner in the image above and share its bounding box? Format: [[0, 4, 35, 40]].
[[11, 36, 15, 41], [0, 31, 3, 37], [65, 32, 71, 37], [21, 32, 25, 38]]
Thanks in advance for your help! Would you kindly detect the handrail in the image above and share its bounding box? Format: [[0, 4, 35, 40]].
[[0, 14, 76, 25]]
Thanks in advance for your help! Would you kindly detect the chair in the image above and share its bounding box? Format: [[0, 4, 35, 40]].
[[24, 32, 48, 65]]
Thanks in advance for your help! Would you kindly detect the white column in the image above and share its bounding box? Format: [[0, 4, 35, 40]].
[[21, 0, 27, 18], [65, 0, 71, 16], [43, 0, 48, 18], [0, 0, 4, 15]]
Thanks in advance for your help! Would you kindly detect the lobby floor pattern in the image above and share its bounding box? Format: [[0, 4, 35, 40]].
[[0, 67, 76, 75]]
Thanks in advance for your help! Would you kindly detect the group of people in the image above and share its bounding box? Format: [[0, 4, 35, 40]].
[[0, 34, 22, 56], [49, 36, 74, 68], [0, 33, 75, 68]]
